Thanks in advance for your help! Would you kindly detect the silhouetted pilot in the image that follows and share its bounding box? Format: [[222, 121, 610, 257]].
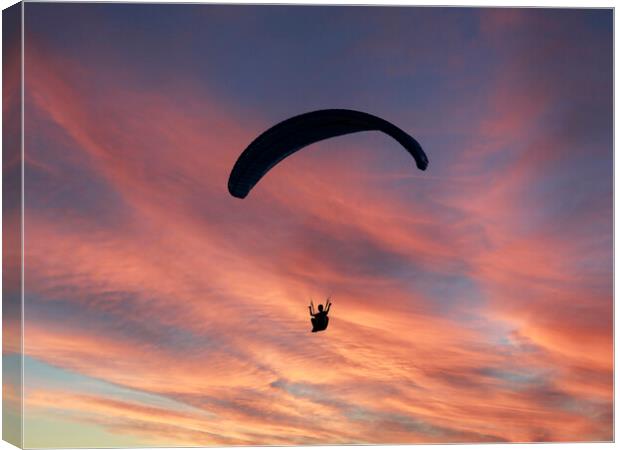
[[309, 299, 331, 332]]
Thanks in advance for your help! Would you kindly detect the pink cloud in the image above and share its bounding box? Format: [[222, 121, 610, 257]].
[[21, 23, 612, 446]]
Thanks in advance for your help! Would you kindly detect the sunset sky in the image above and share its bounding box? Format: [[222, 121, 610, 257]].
[[13, 4, 613, 446]]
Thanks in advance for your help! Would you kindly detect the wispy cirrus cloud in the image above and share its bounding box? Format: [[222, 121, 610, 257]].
[[20, 5, 612, 446]]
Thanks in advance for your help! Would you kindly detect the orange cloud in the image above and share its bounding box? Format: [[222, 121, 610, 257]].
[[20, 20, 612, 446]]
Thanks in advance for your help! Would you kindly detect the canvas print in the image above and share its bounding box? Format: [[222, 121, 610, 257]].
[[2, 2, 613, 447]]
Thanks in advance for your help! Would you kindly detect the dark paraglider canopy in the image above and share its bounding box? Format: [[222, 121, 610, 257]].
[[228, 109, 429, 199]]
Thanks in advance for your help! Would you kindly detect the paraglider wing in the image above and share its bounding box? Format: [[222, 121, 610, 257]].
[[228, 109, 428, 199]]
